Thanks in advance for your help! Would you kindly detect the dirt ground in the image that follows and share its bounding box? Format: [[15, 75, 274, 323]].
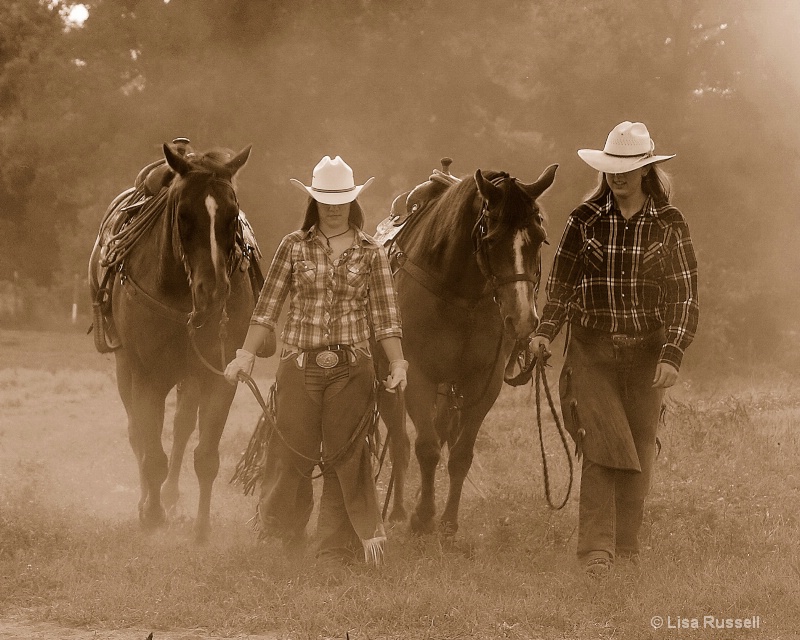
[[0, 328, 287, 640], [0, 618, 280, 640]]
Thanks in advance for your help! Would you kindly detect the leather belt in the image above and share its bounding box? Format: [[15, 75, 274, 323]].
[[571, 324, 663, 349]]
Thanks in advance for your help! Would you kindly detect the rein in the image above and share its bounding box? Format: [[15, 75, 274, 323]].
[[530, 346, 574, 509]]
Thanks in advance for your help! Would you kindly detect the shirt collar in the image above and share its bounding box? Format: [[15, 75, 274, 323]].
[[607, 193, 662, 219]]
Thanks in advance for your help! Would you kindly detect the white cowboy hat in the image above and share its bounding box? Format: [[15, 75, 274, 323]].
[[577, 121, 675, 174], [290, 155, 374, 205]]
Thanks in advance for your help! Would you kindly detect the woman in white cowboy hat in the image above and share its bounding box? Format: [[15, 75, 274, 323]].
[[225, 155, 406, 566], [530, 122, 699, 576]]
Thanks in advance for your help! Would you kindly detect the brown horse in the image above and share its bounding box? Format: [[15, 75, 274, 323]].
[[378, 164, 557, 534], [88, 143, 254, 541]]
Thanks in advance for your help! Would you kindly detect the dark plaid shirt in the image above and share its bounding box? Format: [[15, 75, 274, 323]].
[[536, 193, 699, 369]]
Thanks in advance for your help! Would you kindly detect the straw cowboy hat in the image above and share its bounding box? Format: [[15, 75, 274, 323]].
[[578, 121, 675, 174], [290, 155, 374, 205]]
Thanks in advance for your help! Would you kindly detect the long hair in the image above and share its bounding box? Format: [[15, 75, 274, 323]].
[[300, 199, 365, 231], [585, 164, 673, 206]]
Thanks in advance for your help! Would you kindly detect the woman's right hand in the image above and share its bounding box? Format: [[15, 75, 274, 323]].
[[528, 335, 551, 360], [224, 349, 256, 385]]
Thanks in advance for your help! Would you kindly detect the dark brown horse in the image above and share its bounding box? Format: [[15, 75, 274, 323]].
[[378, 164, 557, 534], [88, 143, 254, 541]]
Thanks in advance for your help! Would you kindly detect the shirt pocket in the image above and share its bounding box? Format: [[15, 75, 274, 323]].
[[292, 260, 317, 290], [580, 237, 605, 273], [640, 241, 666, 278], [344, 255, 370, 293]]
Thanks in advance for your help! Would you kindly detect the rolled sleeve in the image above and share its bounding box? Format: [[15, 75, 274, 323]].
[[250, 235, 293, 330], [368, 245, 403, 341]]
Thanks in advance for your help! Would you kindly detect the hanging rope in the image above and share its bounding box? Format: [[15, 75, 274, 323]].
[[229, 370, 380, 489], [532, 345, 574, 510]]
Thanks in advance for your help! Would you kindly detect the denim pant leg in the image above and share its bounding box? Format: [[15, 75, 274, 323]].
[[258, 356, 319, 541], [615, 355, 664, 556], [316, 353, 377, 559], [577, 457, 617, 561]]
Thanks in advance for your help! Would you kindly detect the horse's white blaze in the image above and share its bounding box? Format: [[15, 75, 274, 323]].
[[512, 230, 534, 317], [205, 195, 221, 278]]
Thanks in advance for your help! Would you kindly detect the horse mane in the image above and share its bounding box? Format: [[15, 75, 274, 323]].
[[411, 175, 478, 258], [412, 170, 538, 258]]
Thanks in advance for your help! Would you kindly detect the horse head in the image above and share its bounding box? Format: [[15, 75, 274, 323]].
[[164, 143, 252, 328], [473, 163, 557, 339]]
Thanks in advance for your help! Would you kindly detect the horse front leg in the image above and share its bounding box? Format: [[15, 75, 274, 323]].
[[406, 378, 441, 535], [129, 377, 170, 531], [115, 354, 143, 509], [193, 378, 236, 543], [440, 383, 501, 535], [162, 378, 200, 514], [378, 387, 410, 523]]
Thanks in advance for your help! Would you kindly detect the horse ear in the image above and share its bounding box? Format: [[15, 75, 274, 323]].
[[520, 163, 558, 200], [474, 169, 502, 204], [163, 143, 191, 176], [225, 145, 252, 176]]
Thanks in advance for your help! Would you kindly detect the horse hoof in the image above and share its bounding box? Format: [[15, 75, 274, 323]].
[[138, 506, 167, 532], [194, 523, 211, 544], [440, 520, 458, 537], [161, 485, 180, 512], [410, 512, 435, 535]]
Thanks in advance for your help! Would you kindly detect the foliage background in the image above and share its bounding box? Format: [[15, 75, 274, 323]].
[[1, 0, 799, 371]]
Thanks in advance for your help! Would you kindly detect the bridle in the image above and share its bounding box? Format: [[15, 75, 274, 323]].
[[471, 174, 544, 302], [169, 171, 242, 373]]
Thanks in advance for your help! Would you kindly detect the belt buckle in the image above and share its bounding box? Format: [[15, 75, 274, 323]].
[[315, 350, 339, 369]]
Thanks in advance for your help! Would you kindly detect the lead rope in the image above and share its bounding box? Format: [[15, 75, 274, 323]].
[[187, 307, 230, 375], [533, 345, 574, 510], [379, 387, 405, 520]]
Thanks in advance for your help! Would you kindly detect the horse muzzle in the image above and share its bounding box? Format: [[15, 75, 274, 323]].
[[189, 280, 230, 329], [497, 281, 539, 339]]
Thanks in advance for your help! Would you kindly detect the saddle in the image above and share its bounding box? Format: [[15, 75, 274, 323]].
[[373, 158, 460, 247]]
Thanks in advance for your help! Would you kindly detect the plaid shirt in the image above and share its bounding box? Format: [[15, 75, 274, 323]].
[[536, 193, 699, 369], [251, 225, 402, 349]]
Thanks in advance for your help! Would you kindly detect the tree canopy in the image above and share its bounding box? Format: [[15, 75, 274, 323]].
[[1, 0, 798, 365]]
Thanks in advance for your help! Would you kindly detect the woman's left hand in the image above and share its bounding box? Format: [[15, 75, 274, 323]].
[[652, 362, 679, 388], [384, 359, 409, 393]]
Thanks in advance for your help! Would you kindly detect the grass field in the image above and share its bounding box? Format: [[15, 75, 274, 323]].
[[1, 327, 799, 639]]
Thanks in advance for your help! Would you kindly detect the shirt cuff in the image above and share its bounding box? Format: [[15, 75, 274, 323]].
[[250, 317, 277, 331], [659, 343, 684, 370], [374, 327, 403, 341], [534, 320, 560, 342]]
